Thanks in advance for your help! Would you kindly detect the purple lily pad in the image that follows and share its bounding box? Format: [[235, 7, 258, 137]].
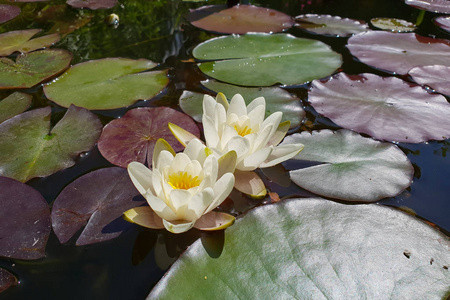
[[0, 177, 51, 260], [308, 73, 450, 143], [409, 65, 450, 96], [347, 31, 450, 75], [187, 4, 294, 34], [98, 107, 200, 168], [0, 5, 20, 24], [0, 49, 72, 89], [0, 268, 18, 293], [295, 14, 369, 37], [67, 0, 118, 10], [434, 16, 450, 33], [405, 0, 450, 13], [51, 167, 145, 245]]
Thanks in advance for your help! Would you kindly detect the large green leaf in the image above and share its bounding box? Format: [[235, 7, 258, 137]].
[[282, 129, 414, 202], [44, 58, 169, 110], [149, 198, 450, 299], [0, 92, 32, 123], [0, 105, 102, 182], [0, 29, 60, 56], [193, 33, 342, 86]]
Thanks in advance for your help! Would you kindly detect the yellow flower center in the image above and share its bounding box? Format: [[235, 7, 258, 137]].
[[168, 171, 201, 190], [234, 125, 252, 136]]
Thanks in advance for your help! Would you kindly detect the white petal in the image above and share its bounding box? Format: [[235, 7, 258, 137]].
[[228, 94, 247, 117], [202, 115, 220, 148], [246, 96, 265, 114], [237, 146, 272, 171], [184, 139, 207, 163], [247, 104, 266, 129], [205, 172, 235, 213], [169, 189, 192, 213], [168, 123, 199, 147], [186, 188, 214, 221], [152, 139, 175, 168], [261, 111, 282, 140], [127, 162, 154, 196], [152, 168, 164, 199], [215, 101, 227, 135], [268, 120, 290, 146], [224, 136, 250, 164], [217, 150, 237, 179], [144, 191, 178, 221], [163, 219, 195, 234], [202, 154, 218, 186], [252, 123, 274, 152], [169, 153, 192, 174], [216, 92, 229, 110], [220, 124, 239, 149], [202, 94, 217, 119], [155, 150, 174, 172], [259, 143, 305, 168]]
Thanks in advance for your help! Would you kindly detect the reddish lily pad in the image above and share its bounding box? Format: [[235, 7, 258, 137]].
[[295, 14, 369, 37], [187, 4, 294, 34], [434, 16, 450, 33], [0, 268, 18, 293], [0, 5, 20, 24], [347, 31, 450, 75], [98, 107, 200, 168], [0, 49, 72, 89], [409, 65, 450, 96], [405, 0, 450, 13], [0, 177, 51, 260], [44, 58, 168, 110], [0, 29, 60, 56], [0, 105, 102, 182], [51, 167, 145, 245], [370, 18, 417, 32], [0, 92, 32, 123], [67, 0, 118, 10], [309, 73, 450, 143]]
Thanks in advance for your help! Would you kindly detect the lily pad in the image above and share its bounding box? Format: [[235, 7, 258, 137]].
[[347, 31, 450, 75], [97, 107, 200, 168], [0, 105, 102, 182], [370, 18, 417, 32], [193, 33, 342, 86], [0, 29, 60, 56], [308, 73, 450, 143], [0, 177, 51, 260], [186, 4, 294, 34], [405, 0, 450, 13], [282, 129, 414, 201], [67, 0, 118, 10], [409, 65, 450, 96], [51, 167, 145, 245], [0, 5, 20, 24], [0, 92, 32, 123], [295, 14, 369, 37], [0, 268, 18, 293], [0, 49, 72, 89], [148, 198, 450, 299], [179, 79, 305, 127], [44, 58, 168, 110], [434, 16, 450, 33]]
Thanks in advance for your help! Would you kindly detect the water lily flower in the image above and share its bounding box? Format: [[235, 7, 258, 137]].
[[124, 138, 236, 234], [170, 93, 304, 197]]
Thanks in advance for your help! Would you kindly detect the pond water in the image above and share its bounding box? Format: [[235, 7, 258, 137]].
[[0, 0, 449, 299]]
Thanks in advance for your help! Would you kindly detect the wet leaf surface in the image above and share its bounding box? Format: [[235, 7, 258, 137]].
[[51, 167, 145, 245], [405, 0, 450, 13], [0, 177, 51, 260], [98, 107, 200, 168], [370, 18, 416, 32], [0, 92, 32, 124], [66, 0, 118, 9], [282, 129, 414, 201], [0, 105, 102, 182], [0, 5, 20, 24], [0, 268, 18, 293], [434, 16, 450, 33], [0, 29, 60, 56], [409, 65, 450, 96], [308, 73, 450, 143], [295, 14, 369, 37], [149, 198, 450, 299]]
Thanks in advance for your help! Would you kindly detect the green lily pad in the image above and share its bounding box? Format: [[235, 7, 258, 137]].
[[0, 29, 60, 56], [149, 198, 450, 299], [370, 18, 417, 32], [44, 58, 169, 110], [295, 14, 369, 37], [193, 33, 342, 86], [0, 105, 102, 182], [282, 129, 414, 202], [179, 79, 305, 127], [0, 49, 72, 89], [0, 92, 32, 123]]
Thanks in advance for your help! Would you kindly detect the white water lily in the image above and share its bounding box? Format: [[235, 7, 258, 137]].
[[124, 138, 236, 234]]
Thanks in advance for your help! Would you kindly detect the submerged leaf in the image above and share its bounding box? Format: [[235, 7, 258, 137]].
[[66, 0, 118, 10], [0, 268, 18, 293], [370, 18, 416, 32], [0, 29, 60, 56], [0, 92, 32, 123]]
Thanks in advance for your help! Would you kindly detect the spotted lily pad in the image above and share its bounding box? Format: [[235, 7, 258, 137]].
[[409, 65, 450, 96], [148, 198, 450, 299], [0, 92, 32, 123], [295, 14, 369, 37], [0, 29, 60, 56], [405, 0, 450, 13], [308, 73, 450, 143], [0, 49, 72, 89], [97, 107, 200, 168], [347, 31, 450, 75], [44, 58, 168, 110], [0, 105, 102, 182], [193, 33, 342, 86], [179, 80, 305, 127], [0, 268, 18, 293], [0, 5, 20, 24], [0, 177, 51, 260], [51, 167, 145, 245], [281, 129, 413, 201], [67, 0, 117, 9], [434, 16, 450, 33], [370, 18, 417, 32], [186, 4, 294, 34]]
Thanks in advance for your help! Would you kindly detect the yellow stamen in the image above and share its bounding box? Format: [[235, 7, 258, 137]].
[[168, 172, 201, 190], [234, 125, 252, 136]]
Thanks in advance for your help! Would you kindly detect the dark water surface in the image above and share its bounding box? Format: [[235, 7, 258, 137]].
[[0, 0, 449, 299]]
